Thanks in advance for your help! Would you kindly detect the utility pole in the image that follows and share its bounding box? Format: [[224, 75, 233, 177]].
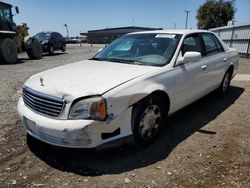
[[64, 24, 69, 38], [185, 10, 190, 29], [174, 23, 176, 30]]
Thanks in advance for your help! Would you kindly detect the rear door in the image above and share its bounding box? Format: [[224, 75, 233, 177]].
[[200, 33, 226, 90], [51, 33, 60, 49], [56, 33, 64, 49], [50, 33, 58, 48]]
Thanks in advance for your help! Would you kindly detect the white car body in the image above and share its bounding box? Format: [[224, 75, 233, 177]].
[[18, 30, 239, 148]]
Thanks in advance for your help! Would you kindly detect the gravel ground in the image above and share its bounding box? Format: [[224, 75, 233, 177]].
[[0, 45, 250, 188]]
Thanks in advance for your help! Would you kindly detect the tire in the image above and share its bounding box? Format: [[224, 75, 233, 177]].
[[0, 38, 18, 64], [132, 95, 167, 146], [217, 70, 232, 96], [49, 45, 54, 55], [61, 44, 66, 52], [26, 38, 42, 59]]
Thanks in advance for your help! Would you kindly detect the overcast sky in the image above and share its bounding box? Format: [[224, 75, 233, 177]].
[[6, 0, 250, 37]]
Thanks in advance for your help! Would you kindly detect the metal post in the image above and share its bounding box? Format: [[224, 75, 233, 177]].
[[64, 24, 69, 38], [185, 10, 190, 29], [230, 26, 235, 47], [246, 36, 250, 58]]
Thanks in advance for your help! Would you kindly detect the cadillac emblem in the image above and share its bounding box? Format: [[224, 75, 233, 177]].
[[40, 77, 44, 86]]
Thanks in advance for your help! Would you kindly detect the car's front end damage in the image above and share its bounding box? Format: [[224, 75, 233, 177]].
[[18, 94, 134, 148]]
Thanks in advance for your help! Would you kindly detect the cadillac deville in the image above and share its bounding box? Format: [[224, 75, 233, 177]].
[[18, 30, 239, 148]]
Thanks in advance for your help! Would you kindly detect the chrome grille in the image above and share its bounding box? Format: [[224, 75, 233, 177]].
[[22, 87, 65, 118]]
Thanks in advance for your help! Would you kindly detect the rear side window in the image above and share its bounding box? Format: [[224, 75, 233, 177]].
[[202, 33, 224, 56]]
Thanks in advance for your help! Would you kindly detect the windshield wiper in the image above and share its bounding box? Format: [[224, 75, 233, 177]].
[[130, 61, 143, 65], [89, 57, 104, 61], [107, 58, 133, 64], [90, 57, 144, 65]]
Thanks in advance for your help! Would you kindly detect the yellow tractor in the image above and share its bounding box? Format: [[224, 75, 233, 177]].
[[0, 2, 42, 63]]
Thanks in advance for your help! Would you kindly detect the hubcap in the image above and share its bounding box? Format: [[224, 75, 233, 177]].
[[139, 104, 161, 139], [223, 73, 230, 92]]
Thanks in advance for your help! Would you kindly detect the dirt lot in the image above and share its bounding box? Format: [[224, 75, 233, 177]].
[[0, 45, 249, 188]]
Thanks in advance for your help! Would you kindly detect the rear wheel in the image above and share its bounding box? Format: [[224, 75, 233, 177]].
[[26, 38, 42, 59], [217, 71, 232, 96], [132, 95, 166, 146], [0, 38, 18, 64]]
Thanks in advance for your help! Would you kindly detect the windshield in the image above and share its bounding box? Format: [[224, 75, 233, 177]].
[[34, 32, 51, 41], [94, 33, 181, 66]]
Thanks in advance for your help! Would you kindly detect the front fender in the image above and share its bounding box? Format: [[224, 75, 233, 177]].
[[103, 79, 173, 118]]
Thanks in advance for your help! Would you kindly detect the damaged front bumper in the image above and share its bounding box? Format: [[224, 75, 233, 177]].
[[18, 97, 133, 148]]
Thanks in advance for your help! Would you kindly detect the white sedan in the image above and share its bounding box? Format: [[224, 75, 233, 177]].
[[18, 30, 239, 149]]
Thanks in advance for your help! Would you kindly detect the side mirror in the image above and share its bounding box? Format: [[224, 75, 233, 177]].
[[176, 51, 201, 66], [15, 6, 19, 14]]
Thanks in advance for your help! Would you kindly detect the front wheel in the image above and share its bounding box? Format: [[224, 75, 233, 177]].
[[132, 95, 166, 146], [0, 38, 18, 64], [49, 45, 54, 55]]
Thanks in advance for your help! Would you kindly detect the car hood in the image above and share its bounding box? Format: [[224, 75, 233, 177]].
[[24, 60, 158, 100]]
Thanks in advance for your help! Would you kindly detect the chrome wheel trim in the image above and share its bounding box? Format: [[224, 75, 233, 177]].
[[222, 73, 230, 93], [139, 104, 161, 140]]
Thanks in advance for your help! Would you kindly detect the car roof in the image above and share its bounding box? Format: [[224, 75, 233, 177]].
[[127, 29, 212, 35], [37, 31, 59, 34]]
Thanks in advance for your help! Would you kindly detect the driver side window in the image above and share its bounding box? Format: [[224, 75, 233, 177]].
[[181, 34, 203, 56]]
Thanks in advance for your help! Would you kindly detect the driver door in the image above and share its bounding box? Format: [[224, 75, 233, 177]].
[[173, 33, 209, 111]]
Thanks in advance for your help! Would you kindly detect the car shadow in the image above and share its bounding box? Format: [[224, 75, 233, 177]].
[[42, 52, 68, 57], [27, 86, 244, 176], [1, 57, 46, 64], [0, 52, 67, 64], [0, 59, 26, 65]]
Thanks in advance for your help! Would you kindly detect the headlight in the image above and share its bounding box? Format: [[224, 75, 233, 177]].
[[69, 97, 107, 121]]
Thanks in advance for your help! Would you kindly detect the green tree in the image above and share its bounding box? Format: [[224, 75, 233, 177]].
[[196, 0, 235, 29]]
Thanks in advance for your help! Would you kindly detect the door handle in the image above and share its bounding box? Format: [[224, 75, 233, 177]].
[[201, 65, 207, 70], [223, 58, 227, 62]]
